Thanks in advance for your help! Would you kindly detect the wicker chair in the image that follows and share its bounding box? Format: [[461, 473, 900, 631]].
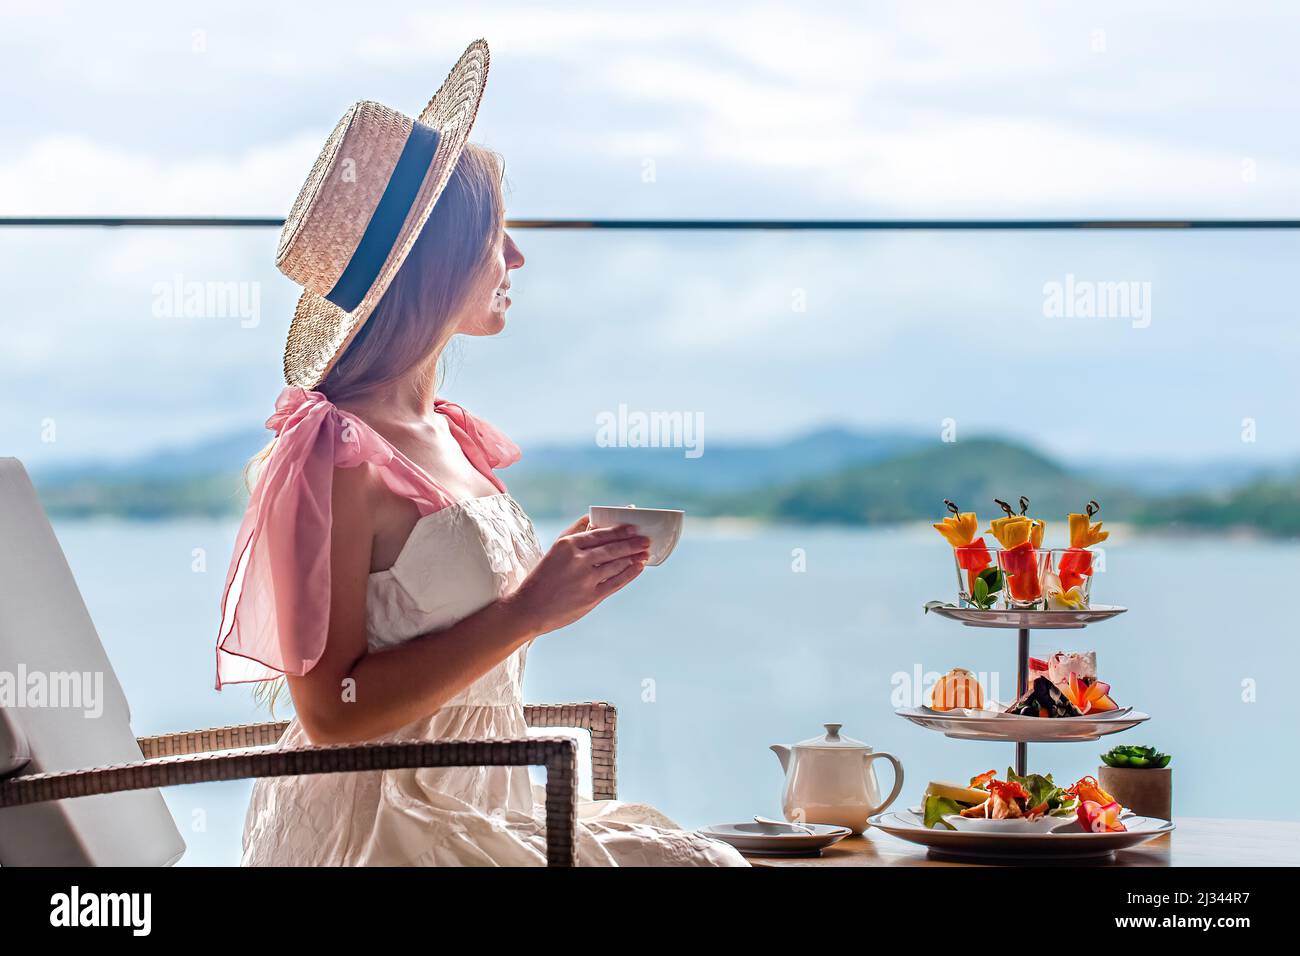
[[0, 702, 617, 867]]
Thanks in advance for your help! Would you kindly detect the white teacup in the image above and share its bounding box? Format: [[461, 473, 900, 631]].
[[588, 505, 684, 567]]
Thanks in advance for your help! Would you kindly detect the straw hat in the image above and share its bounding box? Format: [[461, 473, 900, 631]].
[[276, 38, 490, 388]]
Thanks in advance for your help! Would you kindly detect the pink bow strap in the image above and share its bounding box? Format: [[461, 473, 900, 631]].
[[214, 387, 519, 689], [434, 398, 521, 472]]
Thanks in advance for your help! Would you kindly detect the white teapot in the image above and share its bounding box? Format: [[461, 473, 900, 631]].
[[770, 723, 904, 833]]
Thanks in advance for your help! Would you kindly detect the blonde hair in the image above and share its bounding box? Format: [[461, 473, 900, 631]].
[[245, 142, 507, 714]]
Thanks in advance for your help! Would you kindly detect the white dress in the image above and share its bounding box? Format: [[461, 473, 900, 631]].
[[240, 493, 747, 866]]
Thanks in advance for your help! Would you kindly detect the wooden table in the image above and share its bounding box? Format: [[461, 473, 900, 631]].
[[747, 818, 1298, 867]]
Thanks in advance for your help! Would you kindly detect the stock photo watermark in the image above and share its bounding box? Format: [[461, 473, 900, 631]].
[[596, 403, 704, 459], [152, 274, 261, 328], [890, 664, 1004, 709], [50, 886, 151, 936], [1042, 273, 1152, 328], [0, 665, 104, 718]]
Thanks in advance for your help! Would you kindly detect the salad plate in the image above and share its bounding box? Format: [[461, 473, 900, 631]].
[[896, 707, 1148, 742], [869, 809, 1173, 861], [697, 822, 852, 857], [911, 805, 1136, 828], [923, 602, 1127, 629]]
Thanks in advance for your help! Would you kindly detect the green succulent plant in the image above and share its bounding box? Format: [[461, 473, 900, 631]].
[[1100, 744, 1171, 769]]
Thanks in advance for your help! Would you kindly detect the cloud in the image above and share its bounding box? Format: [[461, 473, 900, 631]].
[[0, 134, 321, 216], [588, 50, 1300, 213], [3, 1, 1299, 467], [2, 1, 1298, 218]]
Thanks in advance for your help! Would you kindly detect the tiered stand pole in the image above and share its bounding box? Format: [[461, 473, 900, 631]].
[[1015, 626, 1029, 776]]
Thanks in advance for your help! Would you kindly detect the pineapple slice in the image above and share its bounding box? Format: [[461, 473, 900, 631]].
[[987, 515, 1032, 549], [1068, 512, 1109, 548], [933, 510, 979, 547]]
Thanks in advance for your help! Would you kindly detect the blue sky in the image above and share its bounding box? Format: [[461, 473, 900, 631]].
[[2, 1, 1298, 468]]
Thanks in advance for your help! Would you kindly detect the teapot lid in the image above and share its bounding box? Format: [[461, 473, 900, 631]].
[[794, 723, 868, 750]]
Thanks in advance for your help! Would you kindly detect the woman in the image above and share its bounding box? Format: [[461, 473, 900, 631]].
[[215, 39, 745, 866]]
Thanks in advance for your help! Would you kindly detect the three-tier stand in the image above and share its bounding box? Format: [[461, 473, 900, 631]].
[[902, 605, 1139, 776]]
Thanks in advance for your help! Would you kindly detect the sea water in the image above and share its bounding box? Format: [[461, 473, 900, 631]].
[[52, 517, 1299, 866]]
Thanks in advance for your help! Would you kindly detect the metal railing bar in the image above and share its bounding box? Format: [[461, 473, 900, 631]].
[[2, 216, 1300, 230]]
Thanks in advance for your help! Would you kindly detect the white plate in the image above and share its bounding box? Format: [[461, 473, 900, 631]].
[[924, 603, 1127, 629], [922, 704, 1134, 721], [1079, 707, 1135, 720], [869, 809, 1173, 861], [897, 707, 1149, 742], [698, 822, 853, 857]]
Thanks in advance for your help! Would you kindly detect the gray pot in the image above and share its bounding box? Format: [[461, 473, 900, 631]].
[[1098, 766, 1172, 820]]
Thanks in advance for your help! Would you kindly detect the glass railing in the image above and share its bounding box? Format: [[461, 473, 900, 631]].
[[2, 220, 1297, 862]]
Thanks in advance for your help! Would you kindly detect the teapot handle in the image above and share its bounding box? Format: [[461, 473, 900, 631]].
[[864, 751, 904, 815]]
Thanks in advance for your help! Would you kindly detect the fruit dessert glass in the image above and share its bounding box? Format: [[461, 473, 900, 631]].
[[934, 501, 1003, 608], [1045, 502, 1109, 609], [989, 499, 1047, 609]]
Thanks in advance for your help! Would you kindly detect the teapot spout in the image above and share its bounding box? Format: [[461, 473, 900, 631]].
[[770, 744, 792, 774]]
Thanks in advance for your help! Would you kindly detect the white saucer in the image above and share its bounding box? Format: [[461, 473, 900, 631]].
[[698, 822, 853, 857]]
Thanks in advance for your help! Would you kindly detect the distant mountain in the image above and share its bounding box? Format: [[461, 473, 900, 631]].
[[23, 423, 909, 521], [1131, 477, 1300, 537], [31, 424, 925, 490], [717, 437, 1145, 526], [31, 471, 248, 520], [32, 429, 270, 484], [24, 423, 1298, 537], [1075, 457, 1297, 495], [512, 425, 929, 492]]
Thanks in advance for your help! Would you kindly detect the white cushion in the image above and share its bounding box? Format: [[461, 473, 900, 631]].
[[0, 717, 28, 776], [0, 458, 185, 865]]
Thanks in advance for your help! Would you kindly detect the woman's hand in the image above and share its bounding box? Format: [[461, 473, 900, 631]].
[[506, 515, 650, 637]]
